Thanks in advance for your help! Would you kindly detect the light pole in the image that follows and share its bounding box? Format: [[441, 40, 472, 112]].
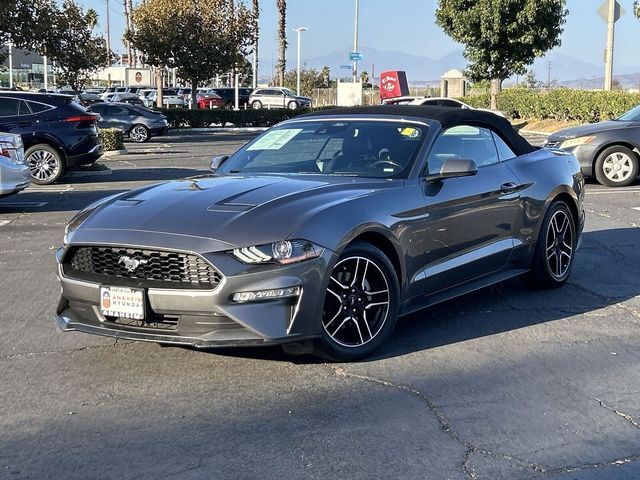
[[294, 27, 307, 96], [352, 0, 360, 83], [6, 42, 13, 89]]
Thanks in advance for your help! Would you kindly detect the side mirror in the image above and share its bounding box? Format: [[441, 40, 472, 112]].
[[430, 158, 478, 180], [210, 155, 228, 173]]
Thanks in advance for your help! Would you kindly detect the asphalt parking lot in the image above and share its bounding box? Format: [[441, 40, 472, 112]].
[[1, 131, 640, 480]]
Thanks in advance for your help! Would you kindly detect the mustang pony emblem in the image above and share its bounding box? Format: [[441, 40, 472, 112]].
[[119, 255, 149, 272]]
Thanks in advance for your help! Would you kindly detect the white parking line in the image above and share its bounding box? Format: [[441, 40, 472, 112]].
[[586, 189, 640, 195], [0, 220, 10, 227], [0, 202, 48, 208], [28, 185, 73, 193], [632, 207, 640, 211]]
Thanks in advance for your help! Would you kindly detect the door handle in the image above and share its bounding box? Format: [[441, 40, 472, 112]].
[[500, 182, 518, 193]]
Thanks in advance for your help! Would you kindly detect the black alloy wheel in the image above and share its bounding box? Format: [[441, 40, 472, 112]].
[[525, 200, 576, 289], [316, 242, 399, 361]]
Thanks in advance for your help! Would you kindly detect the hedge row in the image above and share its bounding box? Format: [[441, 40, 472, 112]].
[[460, 89, 640, 122], [158, 107, 336, 128]]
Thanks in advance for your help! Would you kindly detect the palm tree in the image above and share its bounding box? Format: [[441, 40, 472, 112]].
[[635, 0, 640, 17], [276, 0, 286, 86], [252, 0, 259, 88]]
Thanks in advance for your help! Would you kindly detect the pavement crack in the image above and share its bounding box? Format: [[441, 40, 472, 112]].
[[538, 453, 640, 479], [2, 341, 136, 360], [595, 397, 640, 430], [331, 366, 546, 479]]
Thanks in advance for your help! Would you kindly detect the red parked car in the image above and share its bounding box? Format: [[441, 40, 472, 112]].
[[197, 93, 224, 109]]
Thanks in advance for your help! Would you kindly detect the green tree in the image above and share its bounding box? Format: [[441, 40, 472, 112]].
[[282, 68, 324, 97], [436, 0, 568, 109], [522, 70, 542, 89], [0, 0, 53, 64], [321, 65, 331, 87], [39, 0, 111, 91], [635, 1, 640, 18], [128, 0, 254, 108], [276, 0, 287, 86]]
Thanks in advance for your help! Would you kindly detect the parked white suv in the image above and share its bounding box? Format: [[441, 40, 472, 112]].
[[249, 87, 311, 110]]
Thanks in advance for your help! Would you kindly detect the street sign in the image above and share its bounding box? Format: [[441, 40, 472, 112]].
[[340, 64, 353, 70], [349, 52, 363, 62], [597, 0, 625, 23]]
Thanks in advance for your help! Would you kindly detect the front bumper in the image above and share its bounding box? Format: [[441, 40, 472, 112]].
[[0, 157, 30, 196], [55, 233, 334, 348]]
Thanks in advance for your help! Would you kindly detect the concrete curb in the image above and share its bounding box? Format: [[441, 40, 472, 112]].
[[173, 127, 269, 133], [104, 149, 128, 156], [518, 129, 552, 136]]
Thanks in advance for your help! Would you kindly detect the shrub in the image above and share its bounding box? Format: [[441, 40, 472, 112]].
[[459, 89, 640, 122], [157, 107, 337, 129], [100, 128, 125, 151]]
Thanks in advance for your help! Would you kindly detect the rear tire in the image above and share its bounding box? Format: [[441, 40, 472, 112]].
[[594, 145, 638, 187], [251, 100, 262, 109], [129, 124, 149, 143], [314, 242, 399, 361], [524, 200, 576, 289], [25, 144, 65, 185]]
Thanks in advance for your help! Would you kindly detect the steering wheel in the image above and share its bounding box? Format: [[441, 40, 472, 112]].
[[370, 159, 403, 171]]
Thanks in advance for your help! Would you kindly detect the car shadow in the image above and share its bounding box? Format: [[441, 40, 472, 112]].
[[207, 227, 640, 364], [65, 167, 207, 184], [0, 189, 129, 213]]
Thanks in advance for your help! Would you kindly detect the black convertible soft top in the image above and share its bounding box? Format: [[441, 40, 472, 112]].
[[299, 105, 537, 157]]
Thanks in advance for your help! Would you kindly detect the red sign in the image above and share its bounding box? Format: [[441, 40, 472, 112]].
[[380, 70, 410, 100]]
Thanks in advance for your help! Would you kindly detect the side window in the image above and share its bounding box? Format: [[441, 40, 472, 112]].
[[90, 105, 105, 115], [18, 100, 32, 115], [427, 125, 500, 174], [492, 132, 516, 161], [254, 90, 265, 96], [439, 99, 463, 108], [27, 101, 52, 113], [0, 98, 20, 117], [110, 105, 129, 116]]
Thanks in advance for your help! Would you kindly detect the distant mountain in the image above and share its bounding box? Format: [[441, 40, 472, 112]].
[[277, 46, 639, 88], [297, 47, 466, 83]]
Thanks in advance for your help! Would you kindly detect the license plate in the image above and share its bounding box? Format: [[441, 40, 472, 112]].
[[100, 286, 145, 320]]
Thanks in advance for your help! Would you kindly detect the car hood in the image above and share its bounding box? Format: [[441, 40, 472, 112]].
[[76, 175, 395, 248], [548, 120, 632, 140]]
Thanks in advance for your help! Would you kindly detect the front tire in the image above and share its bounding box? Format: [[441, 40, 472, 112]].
[[129, 124, 149, 143], [25, 144, 65, 185], [314, 242, 399, 361], [594, 145, 638, 187], [525, 200, 576, 289], [287, 100, 299, 110]]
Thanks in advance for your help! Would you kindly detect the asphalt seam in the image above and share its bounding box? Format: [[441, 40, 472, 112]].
[[1, 340, 136, 360], [595, 397, 640, 430], [331, 366, 546, 479]]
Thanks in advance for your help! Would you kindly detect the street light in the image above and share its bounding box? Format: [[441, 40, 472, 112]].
[[5, 42, 13, 89], [294, 27, 307, 96]]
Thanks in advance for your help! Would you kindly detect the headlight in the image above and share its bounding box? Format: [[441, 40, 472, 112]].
[[231, 240, 324, 265], [560, 136, 595, 149]]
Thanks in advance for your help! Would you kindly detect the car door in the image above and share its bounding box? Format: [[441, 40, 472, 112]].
[[108, 105, 133, 131], [0, 97, 36, 133], [419, 125, 522, 294]]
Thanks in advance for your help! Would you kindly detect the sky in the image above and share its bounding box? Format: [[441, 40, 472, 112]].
[[81, 0, 640, 75]]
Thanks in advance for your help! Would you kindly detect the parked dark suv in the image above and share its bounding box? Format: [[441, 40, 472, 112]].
[[206, 87, 252, 109], [0, 93, 102, 184]]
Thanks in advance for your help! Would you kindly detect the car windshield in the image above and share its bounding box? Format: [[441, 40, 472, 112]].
[[617, 105, 640, 121], [218, 120, 427, 179]]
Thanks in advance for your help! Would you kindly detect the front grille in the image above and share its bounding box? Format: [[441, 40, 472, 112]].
[[63, 246, 222, 290]]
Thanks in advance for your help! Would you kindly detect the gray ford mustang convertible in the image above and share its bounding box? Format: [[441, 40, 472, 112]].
[[56, 106, 585, 361]]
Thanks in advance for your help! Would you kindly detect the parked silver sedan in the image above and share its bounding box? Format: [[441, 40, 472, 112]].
[[0, 132, 30, 198]]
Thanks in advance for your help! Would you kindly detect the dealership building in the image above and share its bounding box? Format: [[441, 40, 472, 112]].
[[0, 47, 54, 88]]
